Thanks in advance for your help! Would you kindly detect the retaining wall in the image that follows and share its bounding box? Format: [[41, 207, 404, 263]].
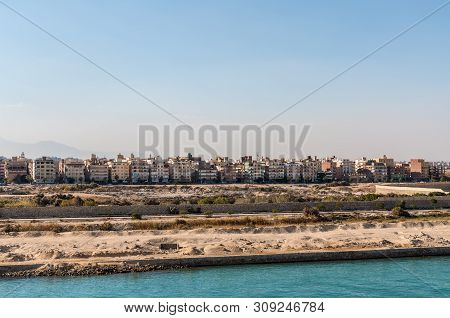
[[0, 196, 449, 219]]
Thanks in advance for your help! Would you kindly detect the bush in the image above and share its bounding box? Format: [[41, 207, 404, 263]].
[[303, 206, 320, 218], [83, 198, 97, 206], [168, 207, 179, 215], [131, 213, 142, 220], [395, 200, 407, 210], [391, 207, 411, 217]]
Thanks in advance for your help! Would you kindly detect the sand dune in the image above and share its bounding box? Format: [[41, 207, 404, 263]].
[[1, 218, 450, 268]]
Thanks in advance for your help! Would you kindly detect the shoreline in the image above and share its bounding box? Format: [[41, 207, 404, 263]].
[[2, 247, 450, 278]]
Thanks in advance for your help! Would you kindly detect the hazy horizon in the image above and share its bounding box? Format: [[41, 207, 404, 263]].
[[1, 0, 449, 161]]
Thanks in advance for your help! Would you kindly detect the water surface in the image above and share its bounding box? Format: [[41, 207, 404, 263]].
[[1, 257, 450, 297]]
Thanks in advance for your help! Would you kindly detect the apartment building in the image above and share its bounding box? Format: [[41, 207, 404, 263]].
[[410, 159, 429, 180], [168, 158, 194, 183], [429, 162, 446, 180], [367, 162, 388, 182], [85, 154, 109, 183], [31, 156, 58, 184], [336, 159, 355, 178], [198, 162, 218, 183], [302, 156, 321, 182], [0, 158, 5, 182], [285, 161, 302, 182], [60, 158, 85, 183], [265, 159, 286, 182], [130, 158, 150, 183], [5, 154, 29, 183], [243, 159, 265, 182], [109, 154, 131, 183], [321, 158, 338, 181], [149, 157, 170, 183]]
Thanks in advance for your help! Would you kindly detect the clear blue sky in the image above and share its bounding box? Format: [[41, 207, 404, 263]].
[[0, 0, 449, 160]]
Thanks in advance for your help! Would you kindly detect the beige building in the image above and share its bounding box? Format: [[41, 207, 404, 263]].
[[85, 154, 109, 183], [109, 154, 130, 183], [130, 158, 150, 183], [60, 158, 85, 183], [31, 157, 58, 184], [302, 156, 321, 182], [168, 158, 194, 183]]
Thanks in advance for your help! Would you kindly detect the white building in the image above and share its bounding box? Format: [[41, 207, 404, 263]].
[[31, 157, 58, 184], [285, 161, 302, 182], [149, 157, 170, 183], [265, 159, 286, 181]]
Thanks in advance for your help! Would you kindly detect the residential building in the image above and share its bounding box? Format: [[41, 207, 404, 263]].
[[198, 162, 218, 183], [0, 158, 5, 182], [243, 159, 265, 182], [149, 157, 170, 183], [108, 154, 131, 183], [130, 158, 150, 183], [60, 158, 85, 183], [302, 156, 321, 182], [31, 156, 58, 184], [265, 159, 286, 182], [168, 157, 194, 183], [285, 161, 302, 182], [410, 159, 429, 180], [5, 154, 29, 183], [336, 159, 355, 178], [367, 162, 388, 182], [85, 154, 109, 183]]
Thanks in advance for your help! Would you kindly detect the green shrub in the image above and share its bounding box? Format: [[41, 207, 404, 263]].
[[131, 213, 142, 220], [395, 200, 407, 210]]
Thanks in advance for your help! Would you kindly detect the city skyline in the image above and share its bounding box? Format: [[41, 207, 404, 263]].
[[1, 0, 449, 160]]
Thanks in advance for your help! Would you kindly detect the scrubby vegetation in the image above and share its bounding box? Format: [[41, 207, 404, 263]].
[[2, 210, 450, 233]]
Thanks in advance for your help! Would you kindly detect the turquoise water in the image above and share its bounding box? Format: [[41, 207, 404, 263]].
[[1, 257, 450, 298]]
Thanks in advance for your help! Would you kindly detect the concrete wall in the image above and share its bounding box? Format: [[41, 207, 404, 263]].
[[129, 247, 450, 268], [1, 196, 449, 219]]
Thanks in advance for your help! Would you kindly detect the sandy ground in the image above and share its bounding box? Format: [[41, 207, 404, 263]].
[[0, 183, 375, 206], [1, 216, 450, 268]]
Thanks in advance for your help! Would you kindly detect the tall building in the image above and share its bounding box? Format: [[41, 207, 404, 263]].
[[410, 159, 429, 180], [60, 158, 85, 183], [0, 158, 6, 182], [168, 157, 194, 183], [85, 154, 109, 183], [108, 154, 131, 183], [302, 156, 321, 182], [265, 159, 286, 182], [130, 157, 150, 183], [5, 154, 30, 183], [285, 161, 302, 182], [31, 157, 58, 184], [149, 157, 170, 183]]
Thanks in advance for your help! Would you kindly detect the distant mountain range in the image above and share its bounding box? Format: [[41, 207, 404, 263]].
[[0, 138, 118, 159]]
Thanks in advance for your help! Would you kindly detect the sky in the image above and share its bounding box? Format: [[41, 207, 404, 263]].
[[0, 0, 449, 160]]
